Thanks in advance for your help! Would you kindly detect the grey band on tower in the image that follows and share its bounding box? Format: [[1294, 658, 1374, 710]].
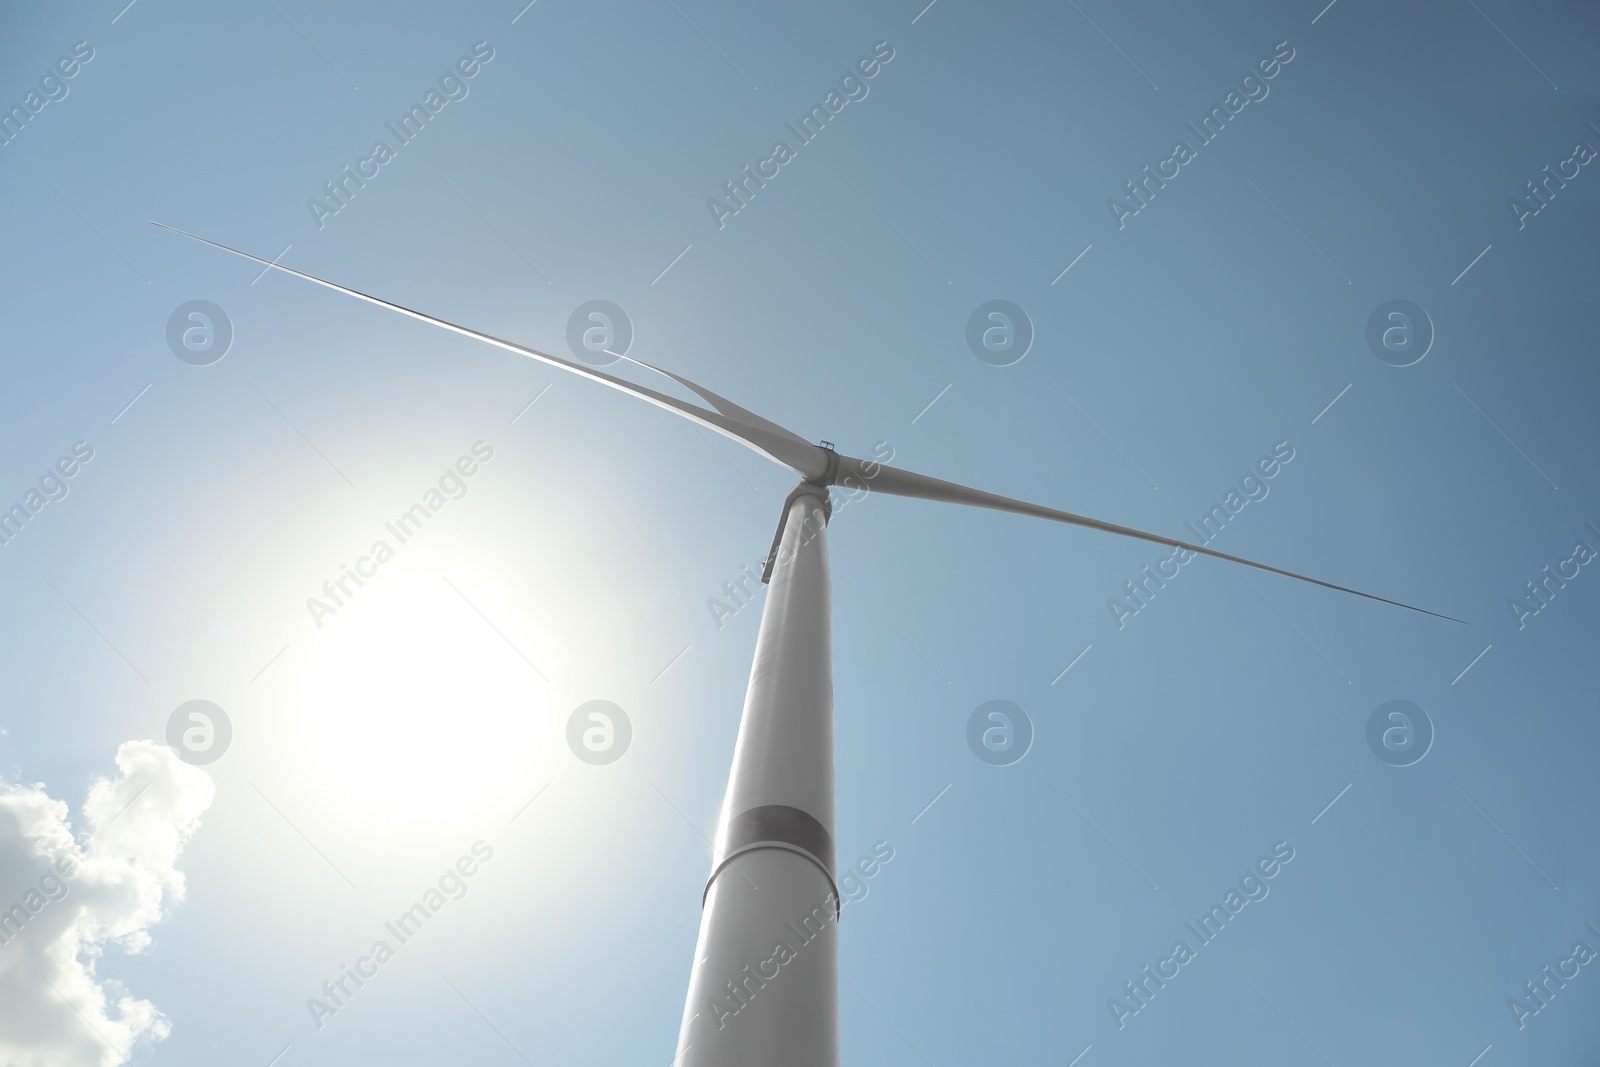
[[704, 803, 838, 908]]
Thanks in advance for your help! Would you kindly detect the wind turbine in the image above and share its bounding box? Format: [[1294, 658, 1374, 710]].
[[154, 221, 1458, 1067]]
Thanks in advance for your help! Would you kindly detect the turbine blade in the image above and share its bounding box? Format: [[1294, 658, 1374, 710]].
[[605, 347, 817, 459], [836, 455, 1462, 623], [149, 222, 828, 478]]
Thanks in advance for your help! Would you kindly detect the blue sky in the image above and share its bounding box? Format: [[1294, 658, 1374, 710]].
[[1, 0, 1598, 1064]]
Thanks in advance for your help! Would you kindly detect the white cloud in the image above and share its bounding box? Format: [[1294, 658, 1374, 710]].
[[0, 740, 215, 1067]]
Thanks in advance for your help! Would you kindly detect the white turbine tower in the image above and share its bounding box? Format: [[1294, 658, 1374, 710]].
[[156, 222, 1459, 1067]]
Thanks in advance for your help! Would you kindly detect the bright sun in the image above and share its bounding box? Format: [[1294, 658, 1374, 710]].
[[292, 565, 548, 823]]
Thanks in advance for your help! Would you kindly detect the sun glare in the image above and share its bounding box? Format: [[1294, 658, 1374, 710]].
[[292, 566, 548, 823]]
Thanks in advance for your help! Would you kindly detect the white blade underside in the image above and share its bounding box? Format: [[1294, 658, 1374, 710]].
[[155, 222, 1457, 622], [833, 455, 1461, 623], [148, 222, 827, 479]]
